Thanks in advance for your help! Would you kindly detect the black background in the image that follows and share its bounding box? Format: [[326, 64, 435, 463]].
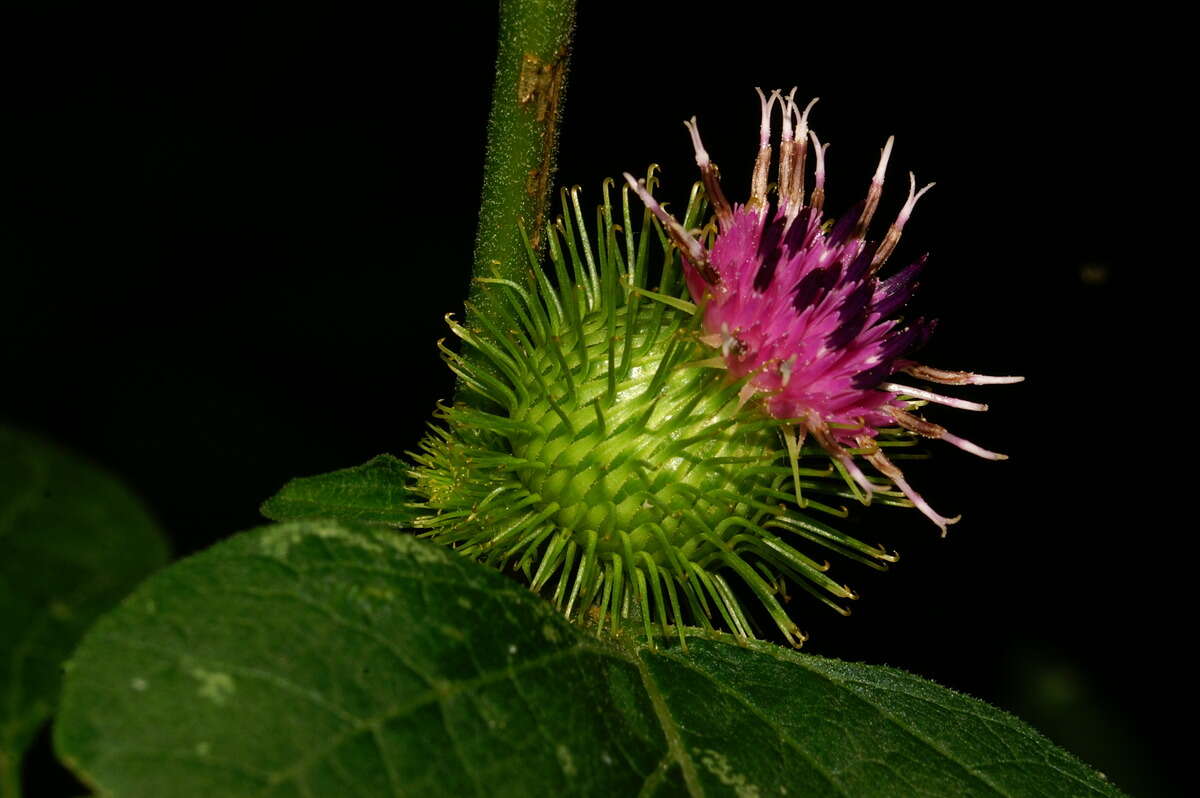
[[3, 4, 1182, 795]]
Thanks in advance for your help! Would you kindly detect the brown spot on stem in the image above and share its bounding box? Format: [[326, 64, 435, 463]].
[[517, 49, 568, 250]]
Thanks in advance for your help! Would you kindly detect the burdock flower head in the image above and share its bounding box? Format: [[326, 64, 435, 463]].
[[409, 88, 1020, 647], [625, 89, 1022, 535]]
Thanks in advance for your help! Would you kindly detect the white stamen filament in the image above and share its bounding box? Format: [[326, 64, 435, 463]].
[[683, 117, 710, 167], [755, 87, 778, 147], [888, 470, 961, 536], [898, 172, 936, 226], [794, 97, 818, 140], [810, 131, 827, 188], [939, 431, 1008, 461], [866, 448, 961, 536], [901, 363, 1025, 385], [967, 374, 1025, 385], [873, 135, 895, 184], [840, 454, 879, 500], [779, 355, 796, 387], [721, 323, 737, 358], [780, 87, 797, 142], [882, 382, 989, 412]]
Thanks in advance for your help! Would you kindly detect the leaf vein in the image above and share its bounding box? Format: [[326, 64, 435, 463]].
[[832, 676, 1117, 797], [655, 650, 853, 797], [94, 633, 362, 726], [257, 644, 591, 793], [633, 650, 706, 798]]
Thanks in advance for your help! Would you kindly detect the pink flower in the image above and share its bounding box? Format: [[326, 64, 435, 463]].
[[625, 89, 1021, 535]]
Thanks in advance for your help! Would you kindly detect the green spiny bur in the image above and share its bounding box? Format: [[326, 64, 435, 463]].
[[408, 173, 912, 647]]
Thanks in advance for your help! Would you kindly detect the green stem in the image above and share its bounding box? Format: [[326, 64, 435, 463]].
[[468, 0, 576, 323]]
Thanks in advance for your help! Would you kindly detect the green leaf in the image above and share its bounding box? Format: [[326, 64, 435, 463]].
[[260, 455, 415, 527], [0, 427, 169, 797], [54, 520, 1120, 797]]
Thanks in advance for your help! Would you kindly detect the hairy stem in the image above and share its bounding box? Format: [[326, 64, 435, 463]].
[[468, 0, 576, 322]]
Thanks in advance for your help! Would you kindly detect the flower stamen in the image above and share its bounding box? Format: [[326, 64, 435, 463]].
[[886, 406, 1009, 461], [871, 172, 936, 272], [808, 129, 829, 211], [783, 96, 819, 222], [852, 135, 895, 241], [751, 87, 779, 211], [683, 116, 733, 228], [778, 88, 797, 210], [865, 446, 962, 536], [881, 382, 990, 412], [808, 417, 879, 502], [900, 362, 1026, 386]]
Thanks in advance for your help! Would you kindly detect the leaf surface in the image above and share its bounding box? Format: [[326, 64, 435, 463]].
[[260, 455, 415, 527], [0, 427, 168, 796], [55, 521, 1121, 797]]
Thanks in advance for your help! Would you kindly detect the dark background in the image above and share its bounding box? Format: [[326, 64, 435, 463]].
[[3, 4, 1181, 796]]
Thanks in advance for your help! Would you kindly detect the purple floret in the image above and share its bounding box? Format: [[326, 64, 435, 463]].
[[624, 89, 1022, 534]]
